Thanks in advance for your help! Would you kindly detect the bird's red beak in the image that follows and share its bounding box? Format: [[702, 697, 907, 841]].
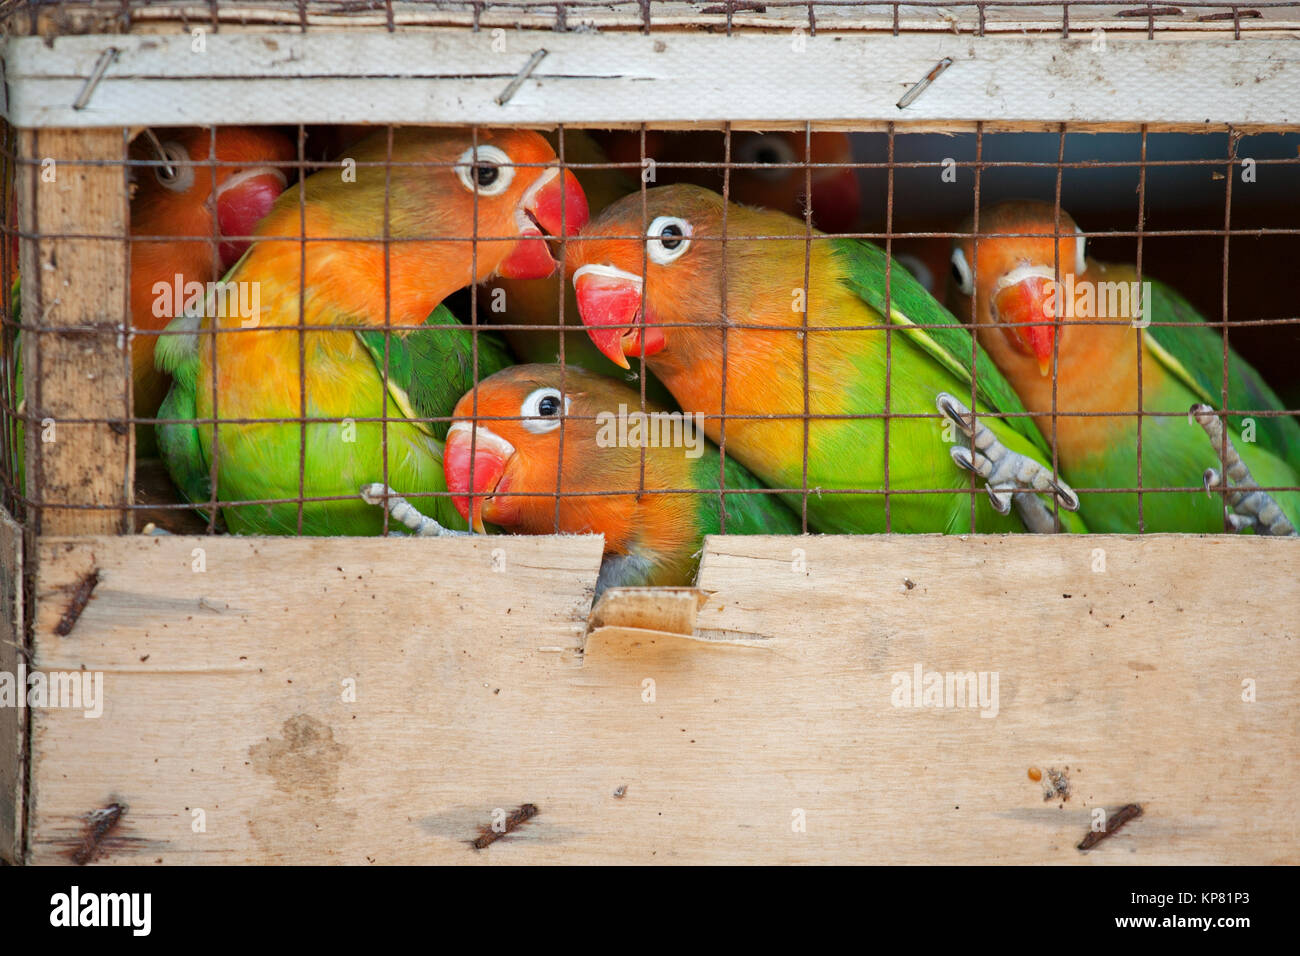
[[993, 273, 1058, 377], [444, 422, 514, 533], [572, 265, 665, 370], [808, 166, 861, 233], [215, 167, 288, 271], [498, 168, 590, 280]]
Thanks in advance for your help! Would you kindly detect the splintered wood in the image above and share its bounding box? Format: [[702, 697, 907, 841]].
[[15, 533, 1298, 864]]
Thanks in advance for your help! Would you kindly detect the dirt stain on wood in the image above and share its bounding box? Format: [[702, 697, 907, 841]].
[[249, 714, 346, 800]]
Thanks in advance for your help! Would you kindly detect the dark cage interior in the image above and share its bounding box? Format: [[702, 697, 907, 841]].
[[2, 1, 1299, 598]]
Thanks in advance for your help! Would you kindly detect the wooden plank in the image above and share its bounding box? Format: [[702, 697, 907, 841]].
[[24, 532, 1299, 864], [5, 31, 1299, 128], [0, 506, 24, 864], [17, 128, 131, 535], [11, 1, 1300, 37]]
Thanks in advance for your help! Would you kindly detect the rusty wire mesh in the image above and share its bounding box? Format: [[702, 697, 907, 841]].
[[3, 118, 1298, 536], [1, 0, 1298, 539]]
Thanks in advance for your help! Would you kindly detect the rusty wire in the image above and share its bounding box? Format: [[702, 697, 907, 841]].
[[1, 5, 1298, 530]]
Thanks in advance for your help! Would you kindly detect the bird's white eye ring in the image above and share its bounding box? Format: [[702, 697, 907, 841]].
[[1073, 224, 1087, 276], [455, 144, 515, 197], [154, 141, 195, 193], [520, 386, 569, 434], [736, 134, 797, 182], [647, 216, 692, 265], [950, 246, 975, 296]]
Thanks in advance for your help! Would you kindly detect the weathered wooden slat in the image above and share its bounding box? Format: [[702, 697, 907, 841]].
[[17, 128, 131, 535], [0, 507, 24, 864], [5, 32, 1298, 128], [10, 1, 1300, 38], [22, 532, 1299, 864]]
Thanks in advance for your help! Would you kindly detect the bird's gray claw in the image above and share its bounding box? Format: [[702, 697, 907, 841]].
[[938, 392, 1079, 528], [360, 483, 468, 537], [1190, 405, 1297, 536], [1224, 512, 1255, 533]]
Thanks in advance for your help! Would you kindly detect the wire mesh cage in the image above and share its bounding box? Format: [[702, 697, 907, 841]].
[[1, 0, 1299, 866], [2, 104, 1298, 571]]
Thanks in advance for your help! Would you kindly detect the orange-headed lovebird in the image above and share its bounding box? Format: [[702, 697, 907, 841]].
[[568, 185, 1087, 535], [365, 363, 800, 592], [948, 200, 1299, 534], [156, 128, 588, 535]]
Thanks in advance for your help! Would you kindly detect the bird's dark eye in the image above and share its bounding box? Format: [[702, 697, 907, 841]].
[[521, 386, 567, 434], [647, 216, 692, 265], [455, 144, 515, 196], [755, 146, 781, 165], [153, 141, 194, 194]]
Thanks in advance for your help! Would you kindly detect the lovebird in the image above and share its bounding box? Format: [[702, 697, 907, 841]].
[[595, 130, 862, 232], [156, 127, 588, 535], [948, 200, 1299, 534], [568, 184, 1084, 535], [364, 364, 801, 592]]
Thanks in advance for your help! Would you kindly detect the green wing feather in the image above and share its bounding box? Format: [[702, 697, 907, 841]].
[[830, 238, 1052, 458], [1144, 277, 1300, 467], [154, 313, 215, 514], [354, 303, 513, 441]]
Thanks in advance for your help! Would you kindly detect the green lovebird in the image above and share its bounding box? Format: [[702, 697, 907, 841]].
[[948, 200, 1299, 535], [156, 127, 589, 535], [568, 184, 1085, 535]]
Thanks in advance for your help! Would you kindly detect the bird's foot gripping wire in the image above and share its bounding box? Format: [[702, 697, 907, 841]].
[[937, 392, 1080, 534], [1189, 405, 1297, 537], [359, 483, 470, 537]]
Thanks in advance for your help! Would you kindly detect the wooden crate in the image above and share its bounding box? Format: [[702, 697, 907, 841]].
[[1, 2, 1297, 864]]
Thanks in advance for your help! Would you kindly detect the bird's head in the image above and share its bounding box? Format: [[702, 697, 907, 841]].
[[343, 127, 590, 284], [130, 126, 295, 271], [950, 200, 1087, 377], [730, 131, 861, 233], [569, 184, 737, 371], [444, 364, 619, 534]]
